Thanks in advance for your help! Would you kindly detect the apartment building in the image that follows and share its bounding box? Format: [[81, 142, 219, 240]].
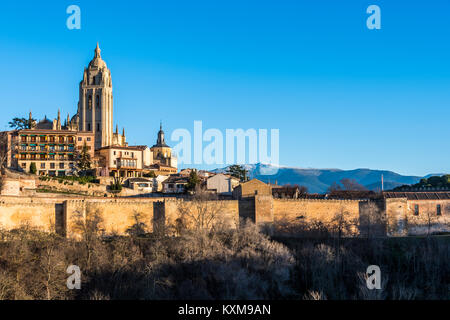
[[96, 145, 144, 178], [15, 129, 95, 176]]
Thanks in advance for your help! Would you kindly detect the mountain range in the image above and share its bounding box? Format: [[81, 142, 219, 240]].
[[213, 163, 445, 194]]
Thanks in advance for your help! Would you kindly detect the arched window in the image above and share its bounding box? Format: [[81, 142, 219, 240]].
[[96, 95, 100, 108], [92, 76, 95, 85]]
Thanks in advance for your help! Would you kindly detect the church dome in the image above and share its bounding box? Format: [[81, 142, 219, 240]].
[[88, 43, 107, 69], [36, 116, 53, 130]]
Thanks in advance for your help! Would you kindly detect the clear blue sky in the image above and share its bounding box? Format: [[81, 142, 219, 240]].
[[0, 1, 449, 176]]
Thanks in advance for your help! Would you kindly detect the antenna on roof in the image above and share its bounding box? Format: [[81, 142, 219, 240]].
[[381, 174, 384, 192]]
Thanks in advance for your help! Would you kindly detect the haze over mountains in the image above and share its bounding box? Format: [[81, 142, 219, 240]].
[[214, 163, 445, 193]]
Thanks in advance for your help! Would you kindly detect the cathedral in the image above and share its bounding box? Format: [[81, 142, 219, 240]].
[[70, 43, 126, 149], [6, 44, 177, 177]]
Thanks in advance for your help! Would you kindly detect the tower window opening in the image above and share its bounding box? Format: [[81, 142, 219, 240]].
[[96, 95, 100, 108]]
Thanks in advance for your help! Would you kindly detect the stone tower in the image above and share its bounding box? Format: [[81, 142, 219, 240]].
[[77, 43, 113, 149]]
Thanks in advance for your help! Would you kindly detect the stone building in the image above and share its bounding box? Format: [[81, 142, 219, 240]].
[[76, 43, 125, 149], [233, 178, 272, 199], [1, 44, 179, 178], [96, 145, 144, 178], [5, 115, 95, 176], [150, 123, 177, 168]]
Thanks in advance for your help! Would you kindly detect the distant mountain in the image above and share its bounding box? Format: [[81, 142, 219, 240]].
[[213, 163, 438, 193]]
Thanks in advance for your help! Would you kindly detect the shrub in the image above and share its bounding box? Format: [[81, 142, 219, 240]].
[[29, 162, 37, 175]]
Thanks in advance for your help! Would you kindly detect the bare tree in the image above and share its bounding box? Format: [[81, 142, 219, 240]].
[[71, 209, 104, 269], [37, 234, 67, 300], [359, 201, 385, 238], [176, 186, 226, 232], [423, 203, 438, 237], [126, 211, 147, 237]]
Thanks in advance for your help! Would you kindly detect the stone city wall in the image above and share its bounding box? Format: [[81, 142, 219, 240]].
[[0, 195, 448, 238]]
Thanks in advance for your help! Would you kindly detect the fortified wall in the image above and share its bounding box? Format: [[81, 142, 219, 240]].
[[0, 194, 448, 238]]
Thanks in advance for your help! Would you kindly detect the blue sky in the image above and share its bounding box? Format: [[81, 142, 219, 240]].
[[0, 1, 449, 176]]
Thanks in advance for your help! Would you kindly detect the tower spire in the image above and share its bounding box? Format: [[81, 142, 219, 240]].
[[116, 124, 118, 134], [122, 127, 125, 137], [95, 42, 101, 58]]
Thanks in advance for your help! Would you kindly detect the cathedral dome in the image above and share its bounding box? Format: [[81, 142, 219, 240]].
[[88, 43, 107, 69], [35, 116, 53, 130]]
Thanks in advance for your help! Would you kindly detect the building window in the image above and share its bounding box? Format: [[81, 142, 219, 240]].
[[21, 136, 27, 142], [113, 151, 116, 155], [78, 137, 82, 141], [96, 95, 100, 108], [97, 123, 100, 131], [50, 163, 55, 169], [40, 163, 45, 169], [59, 163, 65, 169], [88, 95, 92, 109], [40, 136, 46, 143], [88, 123, 91, 131], [49, 136, 55, 143], [414, 204, 419, 216], [87, 137, 91, 141], [21, 163, 26, 168], [437, 204, 441, 216]]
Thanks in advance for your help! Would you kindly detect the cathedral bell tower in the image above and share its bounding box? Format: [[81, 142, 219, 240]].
[[77, 43, 113, 149]]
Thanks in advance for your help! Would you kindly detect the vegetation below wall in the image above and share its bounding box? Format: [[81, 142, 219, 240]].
[[36, 187, 89, 196], [0, 222, 448, 300], [39, 175, 99, 186]]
